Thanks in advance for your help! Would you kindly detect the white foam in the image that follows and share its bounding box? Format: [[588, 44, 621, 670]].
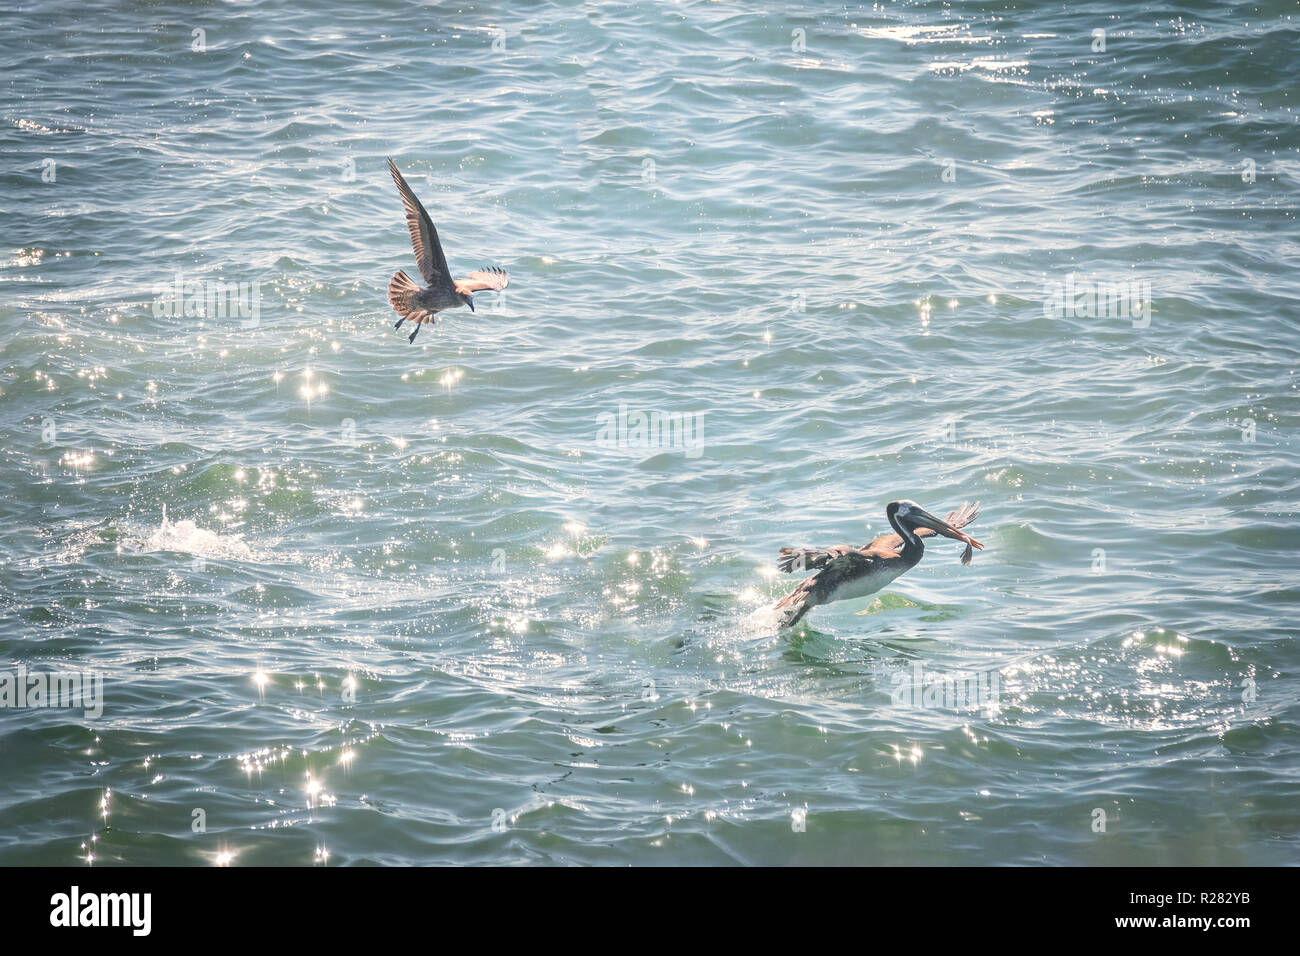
[[142, 505, 256, 562]]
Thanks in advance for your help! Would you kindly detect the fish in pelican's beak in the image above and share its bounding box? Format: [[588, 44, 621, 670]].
[[908, 504, 985, 565]]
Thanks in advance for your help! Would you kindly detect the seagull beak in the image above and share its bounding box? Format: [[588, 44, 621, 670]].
[[911, 506, 984, 551]]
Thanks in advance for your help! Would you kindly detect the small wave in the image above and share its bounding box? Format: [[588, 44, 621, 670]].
[[139, 506, 258, 563]]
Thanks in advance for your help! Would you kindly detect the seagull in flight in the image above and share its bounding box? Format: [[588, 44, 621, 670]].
[[385, 157, 509, 343]]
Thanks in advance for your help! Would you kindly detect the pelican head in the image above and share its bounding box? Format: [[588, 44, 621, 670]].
[[887, 500, 984, 551]]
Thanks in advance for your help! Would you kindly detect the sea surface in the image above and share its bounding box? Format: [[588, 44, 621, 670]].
[[1, 0, 1298, 865]]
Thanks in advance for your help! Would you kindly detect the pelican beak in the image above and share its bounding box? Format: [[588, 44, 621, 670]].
[[911, 506, 984, 551]]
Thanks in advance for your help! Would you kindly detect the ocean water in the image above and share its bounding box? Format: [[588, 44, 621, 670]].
[[1, 0, 1298, 866]]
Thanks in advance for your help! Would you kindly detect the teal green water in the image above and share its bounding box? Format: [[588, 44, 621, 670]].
[[2, 1, 1298, 865]]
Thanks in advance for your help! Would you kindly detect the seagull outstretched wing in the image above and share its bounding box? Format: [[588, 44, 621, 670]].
[[455, 267, 509, 295], [387, 157, 451, 286]]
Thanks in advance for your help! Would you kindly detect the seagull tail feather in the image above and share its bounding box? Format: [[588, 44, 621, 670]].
[[388, 270, 422, 324]]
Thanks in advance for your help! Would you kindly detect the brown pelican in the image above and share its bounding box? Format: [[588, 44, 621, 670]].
[[386, 157, 509, 343], [773, 500, 983, 629]]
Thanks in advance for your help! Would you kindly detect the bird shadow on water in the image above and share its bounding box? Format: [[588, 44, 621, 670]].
[[682, 598, 865, 668], [775, 592, 975, 673], [779, 624, 927, 670], [664, 588, 971, 691], [854, 591, 964, 624], [652, 591, 987, 703]]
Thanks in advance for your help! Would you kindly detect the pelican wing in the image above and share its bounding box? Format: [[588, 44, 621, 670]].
[[454, 267, 509, 295], [774, 548, 883, 622], [805, 549, 890, 600], [777, 543, 858, 574], [388, 157, 451, 286], [866, 501, 980, 552], [821, 549, 884, 575]]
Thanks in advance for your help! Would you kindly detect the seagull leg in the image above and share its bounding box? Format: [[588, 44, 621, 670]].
[[394, 316, 406, 329], [408, 322, 420, 344]]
